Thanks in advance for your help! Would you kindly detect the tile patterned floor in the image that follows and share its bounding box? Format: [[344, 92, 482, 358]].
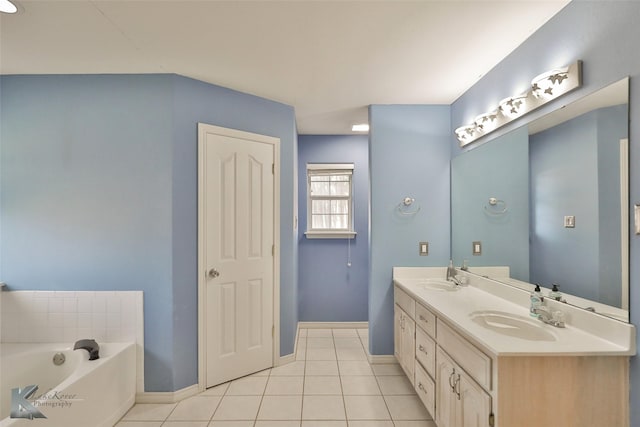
[[116, 328, 437, 427]]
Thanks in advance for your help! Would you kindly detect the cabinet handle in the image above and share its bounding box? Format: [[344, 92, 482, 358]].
[[418, 345, 427, 355], [448, 369, 456, 392], [454, 373, 461, 400], [419, 315, 428, 322], [418, 382, 427, 394]]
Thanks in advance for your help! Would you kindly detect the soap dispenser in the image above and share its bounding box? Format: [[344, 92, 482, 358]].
[[530, 284, 543, 317], [549, 284, 563, 301]]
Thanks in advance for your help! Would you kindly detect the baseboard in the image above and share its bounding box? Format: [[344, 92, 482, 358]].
[[278, 352, 296, 366], [135, 384, 200, 403], [298, 321, 368, 329], [367, 354, 398, 364]]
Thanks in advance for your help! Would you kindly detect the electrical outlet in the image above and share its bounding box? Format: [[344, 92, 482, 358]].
[[419, 242, 429, 256], [564, 215, 575, 228]]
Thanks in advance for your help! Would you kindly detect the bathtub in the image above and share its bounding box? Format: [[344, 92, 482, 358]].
[[0, 342, 136, 427]]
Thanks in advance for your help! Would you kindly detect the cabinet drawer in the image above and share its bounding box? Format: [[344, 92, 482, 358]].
[[394, 285, 415, 319], [437, 319, 492, 390], [415, 326, 436, 378], [414, 361, 435, 418], [415, 303, 436, 337]]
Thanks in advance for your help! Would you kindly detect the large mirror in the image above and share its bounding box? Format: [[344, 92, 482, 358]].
[[451, 78, 629, 322]]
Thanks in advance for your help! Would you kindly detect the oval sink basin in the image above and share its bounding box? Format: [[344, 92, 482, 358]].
[[469, 310, 557, 342], [417, 279, 459, 292]]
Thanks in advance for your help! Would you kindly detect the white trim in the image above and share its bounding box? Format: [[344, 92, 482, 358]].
[[298, 321, 368, 329], [307, 163, 354, 171], [367, 354, 399, 364], [135, 384, 200, 404], [620, 138, 629, 311], [304, 231, 356, 239], [278, 353, 296, 366], [197, 123, 281, 392]]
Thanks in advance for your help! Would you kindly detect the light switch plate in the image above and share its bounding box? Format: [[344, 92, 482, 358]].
[[564, 215, 575, 228], [635, 204, 640, 235], [472, 241, 482, 256], [419, 242, 429, 256]]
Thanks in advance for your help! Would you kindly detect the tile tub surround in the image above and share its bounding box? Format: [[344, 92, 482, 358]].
[[0, 290, 144, 393], [116, 328, 437, 427]]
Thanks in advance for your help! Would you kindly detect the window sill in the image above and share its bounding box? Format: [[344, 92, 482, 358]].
[[304, 231, 357, 239]]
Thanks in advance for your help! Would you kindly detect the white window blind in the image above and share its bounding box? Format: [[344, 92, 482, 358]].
[[305, 163, 356, 239]]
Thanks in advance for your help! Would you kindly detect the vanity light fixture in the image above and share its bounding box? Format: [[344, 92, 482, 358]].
[[0, 0, 17, 13], [351, 123, 369, 132], [455, 60, 582, 147]]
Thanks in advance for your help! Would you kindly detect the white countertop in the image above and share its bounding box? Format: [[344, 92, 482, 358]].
[[393, 269, 635, 357]]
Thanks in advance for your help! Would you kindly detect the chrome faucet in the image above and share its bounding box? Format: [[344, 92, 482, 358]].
[[532, 305, 565, 328], [446, 261, 457, 282], [74, 339, 100, 360]]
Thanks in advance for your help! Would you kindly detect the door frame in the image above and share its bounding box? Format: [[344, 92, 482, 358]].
[[197, 123, 281, 392]]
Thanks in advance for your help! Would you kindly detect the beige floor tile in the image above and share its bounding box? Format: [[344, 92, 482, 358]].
[[265, 376, 304, 395], [302, 395, 346, 420], [226, 376, 268, 395], [383, 395, 430, 420], [257, 395, 303, 420], [336, 348, 368, 361], [255, 422, 301, 427], [340, 376, 381, 395], [371, 364, 403, 376], [121, 403, 177, 421], [392, 421, 437, 427], [297, 338, 307, 349], [348, 421, 394, 427], [250, 368, 272, 377], [302, 421, 347, 427], [304, 376, 342, 395], [357, 329, 369, 338], [305, 360, 339, 376], [201, 382, 230, 396], [298, 329, 308, 337], [360, 338, 369, 350], [343, 395, 390, 420], [207, 422, 254, 427], [306, 348, 338, 360], [334, 337, 364, 348], [339, 361, 374, 376], [306, 337, 335, 349], [115, 422, 163, 427], [212, 396, 262, 420], [306, 328, 333, 337], [376, 375, 416, 395], [271, 361, 306, 376], [168, 396, 221, 421], [332, 329, 359, 337], [163, 422, 209, 427], [296, 347, 307, 360]]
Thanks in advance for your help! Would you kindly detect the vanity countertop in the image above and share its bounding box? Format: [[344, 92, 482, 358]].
[[393, 271, 636, 357]]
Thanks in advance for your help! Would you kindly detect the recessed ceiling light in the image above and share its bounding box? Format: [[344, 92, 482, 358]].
[[0, 0, 17, 14], [351, 124, 369, 132]]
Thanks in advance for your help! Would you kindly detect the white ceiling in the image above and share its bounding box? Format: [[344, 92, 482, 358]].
[[0, 0, 571, 134]]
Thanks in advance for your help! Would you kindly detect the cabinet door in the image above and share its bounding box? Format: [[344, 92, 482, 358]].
[[458, 373, 492, 427], [436, 348, 457, 427], [402, 314, 415, 384], [394, 304, 402, 362]]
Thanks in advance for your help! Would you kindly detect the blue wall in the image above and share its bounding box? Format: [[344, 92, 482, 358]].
[[529, 106, 626, 306], [450, 1, 640, 422], [297, 135, 369, 322], [451, 126, 529, 279], [368, 105, 451, 355], [0, 74, 298, 392]]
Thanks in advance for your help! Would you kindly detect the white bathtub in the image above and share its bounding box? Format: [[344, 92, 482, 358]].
[[0, 342, 136, 427]]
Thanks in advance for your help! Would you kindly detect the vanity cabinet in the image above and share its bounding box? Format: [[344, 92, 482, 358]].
[[394, 305, 415, 383]]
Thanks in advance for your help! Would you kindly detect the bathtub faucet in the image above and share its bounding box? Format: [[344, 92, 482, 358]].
[[73, 339, 100, 360]]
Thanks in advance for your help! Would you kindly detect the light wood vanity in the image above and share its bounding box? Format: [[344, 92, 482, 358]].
[[393, 267, 634, 427]]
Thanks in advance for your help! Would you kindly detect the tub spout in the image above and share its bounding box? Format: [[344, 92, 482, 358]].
[[74, 339, 100, 360]]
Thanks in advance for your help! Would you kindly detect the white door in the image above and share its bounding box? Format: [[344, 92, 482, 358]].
[[199, 123, 276, 388]]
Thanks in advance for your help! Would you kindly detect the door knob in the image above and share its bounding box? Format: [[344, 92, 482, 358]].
[[208, 268, 220, 279]]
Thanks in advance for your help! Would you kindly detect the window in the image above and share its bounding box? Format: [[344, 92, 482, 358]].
[[305, 163, 356, 239]]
